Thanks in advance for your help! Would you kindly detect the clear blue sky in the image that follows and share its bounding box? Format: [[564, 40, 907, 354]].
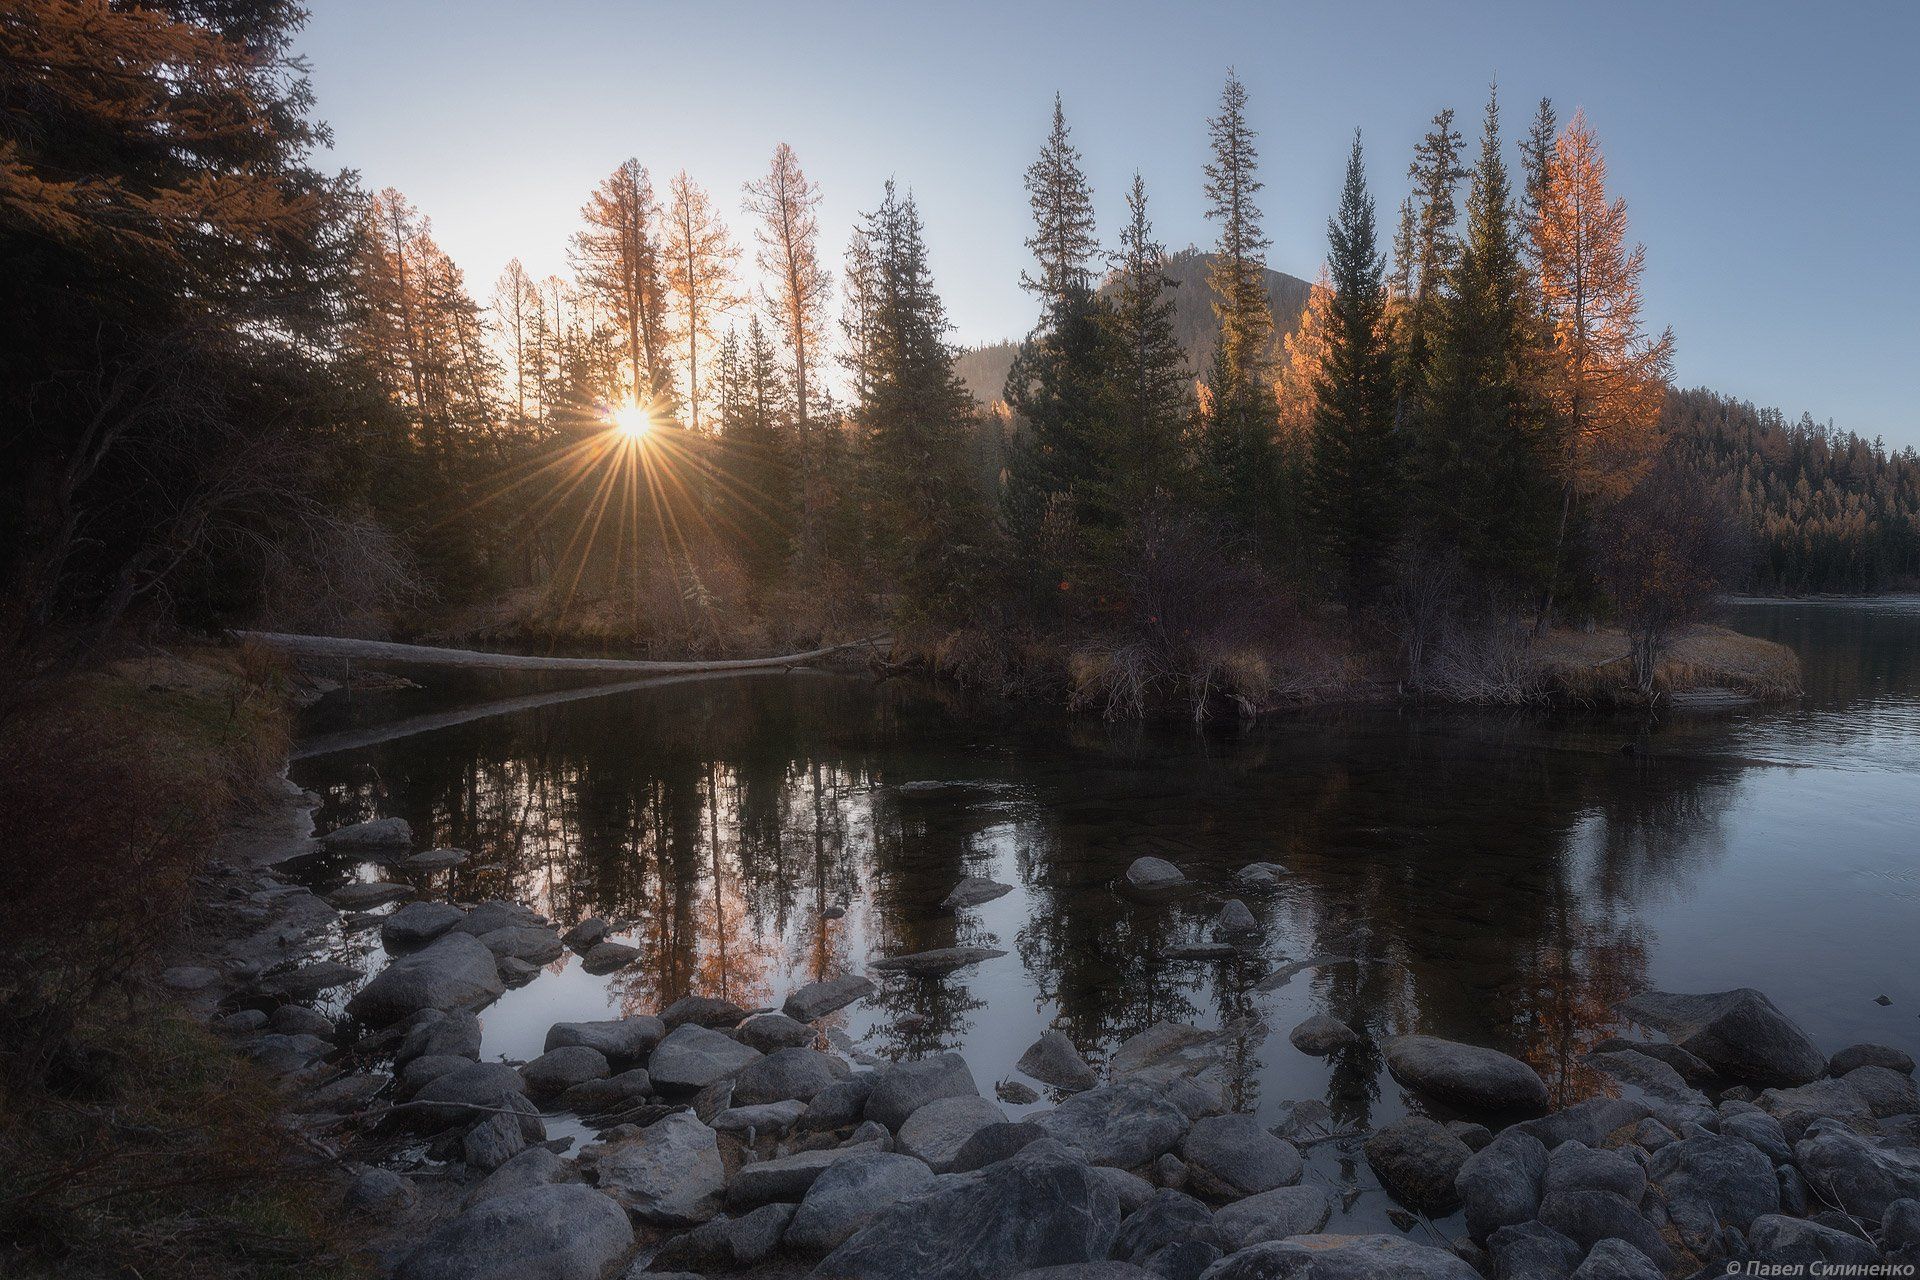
[[299, 0, 1920, 446]]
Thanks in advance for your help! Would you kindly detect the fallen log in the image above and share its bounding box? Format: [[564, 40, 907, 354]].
[[234, 630, 888, 675]]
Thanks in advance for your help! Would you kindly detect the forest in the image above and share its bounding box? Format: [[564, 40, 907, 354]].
[[5, 0, 1917, 712]]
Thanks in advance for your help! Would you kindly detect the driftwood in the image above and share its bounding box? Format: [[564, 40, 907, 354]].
[[236, 630, 889, 676]]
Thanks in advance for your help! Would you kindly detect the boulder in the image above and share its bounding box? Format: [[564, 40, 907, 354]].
[[559, 1068, 652, 1116], [712, 1099, 807, 1135], [1793, 1126, 1920, 1220], [1512, 1097, 1652, 1151], [451, 899, 543, 936], [802, 1075, 873, 1130], [396, 1008, 482, 1067], [1383, 1035, 1549, 1115], [1486, 1221, 1581, 1280], [584, 1111, 724, 1226], [463, 1145, 572, 1208], [1619, 988, 1826, 1087], [1544, 1139, 1647, 1205], [392, 1184, 630, 1280], [953, 1121, 1050, 1173], [580, 940, 637, 974], [738, 1011, 817, 1053], [1747, 1213, 1884, 1268], [647, 1022, 763, 1092], [865, 1052, 979, 1129], [1830, 1043, 1915, 1078], [345, 1166, 418, 1215], [545, 1016, 663, 1065], [1124, 857, 1185, 889], [1592, 1036, 1716, 1085], [1651, 1130, 1784, 1250], [1585, 1048, 1715, 1126], [1210, 1185, 1333, 1251], [521, 1045, 609, 1098], [328, 880, 415, 910], [462, 1094, 542, 1172], [268, 1004, 335, 1038], [1029, 1081, 1191, 1169], [409, 1062, 530, 1131], [1012, 1266, 1157, 1280], [347, 932, 503, 1026], [1179, 1113, 1302, 1199], [1718, 1108, 1793, 1166], [1196, 1233, 1480, 1280], [1289, 1014, 1359, 1056], [323, 816, 413, 848], [661, 993, 749, 1029], [1536, 1190, 1674, 1271], [817, 1140, 1121, 1280], [1759, 1077, 1878, 1141], [1883, 1197, 1920, 1264], [731, 1046, 848, 1105], [941, 875, 1014, 909], [897, 1094, 1009, 1172], [1567, 1238, 1664, 1279], [381, 900, 467, 950], [1019, 1030, 1099, 1092], [1364, 1115, 1472, 1214], [1844, 1064, 1920, 1118], [476, 925, 563, 965], [560, 916, 609, 951], [784, 973, 876, 1022], [653, 1202, 795, 1271], [1112, 1188, 1216, 1264], [727, 1143, 885, 1209], [1234, 862, 1287, 886], [1211, 900, 1258, 938], [1455, 1128, 1549, 1242], [869, 945, 1006, 976], [786, 1151, 936, 1252]]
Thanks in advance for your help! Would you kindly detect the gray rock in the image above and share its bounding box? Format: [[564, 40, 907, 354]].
[[1620, 988, 1826, 1087], [818, 1139, 1121, 1280], [396, 1008, 483, 1067], [1586, 1047, 1715, 1126], [1195, 1233, 1480, 1280], [398, 1053, 471, 1098], [240, 1031, 331, 1074], [865, 1052, 979, 1129], [648, 1022, 763, 1092], [1234, 862, 1287, 886], [1486, 1221, 1581, 1280], [1383, 1035, 1550, 1114], [1760, 1076, 1878, 1141], [803, 1075, 874, 1130], [784, 973, 877, 1022], [544, 1016, 663, 1065], [1210, 1184, 1333, 1251], [580, 940, 637, 974], [463, 1145, 572, 1208], [1844, 1064, 1920, 1117], [1365, 1115, 1472, 1214], [393, 1184, 630, 1280], [738, 1011, 816, 1053], [328, 880, 415, 910], [1455, 1128, 1549, 1242], [712, 1099, 808, 1136], [660, 993, 749, 1029], [323, 816, 413, 848], [1012, 1267, 1158, 1280], [214, 1008, 269, 1034], [296, 1071, 388, 1116], [1651, 1131, 1780, 1236], [522, 1045, 609, 1098], [559, 1068, 652, 1115], [1629, 1118, 1676, 1151], [268, 1004, 335, 1038], [786, 1151, 936, 1252], [1512, 1097, 1652, 1150], [1719, 1108, 1792, 1165], [476, 925, 563, 965], [1019, 1029, 1099, 1092], [1125, 857, 1185, 889], [381, 900, 467, 950], [585, 1111, 724, 1225], [401, 846, 469, 871], [1030, 1081, 1191, 1169], [999, 1079, 1042, 1105], [1211, 900, 1257, 938], [727, 1143, 884, 1209], [1180, 1113, 1302, 1199], [1747, 1213, 1883, 1267], [1793, 1126, 1920, 1220], [1289, 1014, 1359, 1056], [1095, 1165, 1158, 1215], [1113, 1188, 1215, 1264], [410, 1062, 531, 1130], [560, 916, 608, 951], [942, 874, 1014, 910], [731, 1046, 847, 1105], [653, 1202, 795, 1271], [347, 932, 503, 1026], [1109, 1023, 1231, 1080], [1883, 1197, 1920, 1263], [463, 1094, 542, 1172], [869, 945, 1007, 976], [1568, 1238, 1664, 1280], [1830, 1043, 1915, 1077], [1446, 1121, 1493, 1151], [898, 1094, 1009, 1172], [1544, 1139, 1647, 1204], [345, 1166, 417, 1215], [1537, 1190, 1674, 1271], [952, 1121, 1050, 1173], [452, 899, 544, 936]]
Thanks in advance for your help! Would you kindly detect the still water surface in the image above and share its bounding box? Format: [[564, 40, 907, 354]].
[[289, 599, 1920, 1195]]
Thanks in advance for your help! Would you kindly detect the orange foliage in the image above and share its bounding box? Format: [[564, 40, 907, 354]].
[[1273, 271, 1333, 445]]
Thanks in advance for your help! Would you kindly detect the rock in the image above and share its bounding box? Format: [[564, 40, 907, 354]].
[[1544, 1139, 1647, 1204], [1094, 1165, 1157, 1215], [392, 1184, 631, 1280], [1109, 1023, 1235, 1081], [240, 1031, 330, 1074], [452, 900, 543, 936], [1511, 1097, 1652, 1150], [738, 1011, 816, 1053], [1719, 1108, 1792, 1165], [1211, 900, 1257, 938], [1234, 862, 1287, 886], [1568, 1238, 1664, 1279], [1124, 857, 1186, 890], [1383, 1036, 1549, 1116], [1288, 1014, 1359, 1056], [654, 1202, 795, 1271], [661, 993, 749, 1029], [399, 1053, 471, 1098], [803, 1075, 873, 1130], [1446, 1121, 1492, 1151], [463, 1094, 542, 1172], [347, 932, 503, 1026], [382, 900, 467, 950], [648, 1022, 763, 1092], [323, 816, 413, 848], [345, 1166, 417, 1214], [296, 1071, 387, 1116], [896, 1095, 1010, 1172], [1210, 1184, 1332, 1251], [1620, 988, 1827, 1087], [560, 917, 609, 951], [396, 1008, 482, 1066], [559, 1069, 652, 1115], [999, 1079, 1042, 1105], [521, 1045, 610, 1098], [1793, 1126, 1920, 1220], [783, 973, 876, 1022], [712, 1099, 807, 1135], [727, 1143, 883, 1209], [214, 1008, 268, 1033], [1585, 1048, 1714, 1126], [1831, 1043, 1915, 1077], [402, 846, 469, 870], [410, 1062, 532, 1130], [463, 1145, 571, 1208], [1884, 1198, 1920, 1263], [1759, 1076, 1878, 1141], [866, 1052, 980, 1129], [328, 880, 415, 910], [584, 1111, 724, 1225], [1113, 1188, 1215, 1273], [268, 1004, 335, 1038], [580, 941, 638, 974], [942, 875, 1014, 910], [1168, 943, 1240, 960], [952, 1121, 1050, 1173], [476, 925, 563, 965], [1650, 1131, 1780, 1243], [1365, 1115, 1472, 1214], [1537, 1190, 1673, 1271], [1455, 1128, 1549, 1242], [786, 1151, 936, 1252], [1180, 1113, 1302, 1199], [1592, 1036, 1717, 1085], [1486, 1221, 1581, 1280], [1747, 1213, 1884, 1267], [1019, 1030, 1099, 1092], [869, 945, 1007, 976], [731, 1046, 847, 1105], [1012, 1267, 1158, 1280], [818, 1140, 1121, 1280], [1844, 1064, 1920, 1118], [1029, 1081, 1191, 1169], [1197, 1233, 1480, 1280], [545, 1017, 663, 1065]]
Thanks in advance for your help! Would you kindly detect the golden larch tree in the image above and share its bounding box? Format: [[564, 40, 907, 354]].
[[664, 172, 740, 432], [572, 159, 671, 410], [1273, 270, 1334, 447]]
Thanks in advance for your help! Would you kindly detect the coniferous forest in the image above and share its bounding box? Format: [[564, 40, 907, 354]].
[[5, 3, 1917, 708]]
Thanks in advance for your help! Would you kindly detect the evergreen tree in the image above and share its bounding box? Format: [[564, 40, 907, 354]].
[[1392, 108, 1467, 419], [716, 316, 795, 578], [1105, 173, 1193, 509], [1021, 94, 1101, 303], [1307, 133, 1400, 609]]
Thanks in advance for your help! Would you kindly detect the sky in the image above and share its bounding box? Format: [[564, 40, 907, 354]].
[[298, 0, 1920, 447]]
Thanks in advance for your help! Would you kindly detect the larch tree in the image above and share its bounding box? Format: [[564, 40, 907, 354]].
[[572, 159, 672, 410], [1307, 133, 1400, 610], [1534, 110, 1675, 620], [664, 171, 740, 433], [492, 259, 542, 433], [1275, 271, 1334, 446]]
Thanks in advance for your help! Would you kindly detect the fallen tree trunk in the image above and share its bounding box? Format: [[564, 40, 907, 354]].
[[234, 630, 889, 675]]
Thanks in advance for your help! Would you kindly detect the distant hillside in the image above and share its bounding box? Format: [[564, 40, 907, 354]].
[[954, 249, 1316, 406]]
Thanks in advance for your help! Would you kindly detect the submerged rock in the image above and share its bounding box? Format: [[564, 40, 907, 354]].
[[347, 932, 503, 1025], [1288, 1014, 1359, 1056], [1382, 1034, 1550, 1114], [322, 816, 413, 849], [783, 973, 876, 1022], [941, 874, 1014, 910], [1619, 987, 1827, 1087], [1124, 857, 1185, 890], [1018, 1029, 1099, 1092], [392, 1184, 629, 1280], [869, 945, 1007, 976]]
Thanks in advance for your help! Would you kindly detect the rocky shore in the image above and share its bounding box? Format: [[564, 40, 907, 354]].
[[171, 807, 1919, 1280]]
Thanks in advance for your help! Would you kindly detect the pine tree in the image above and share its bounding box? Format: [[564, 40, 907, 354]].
[[1307, 132, 1400, 609], [572, 159, 672, 410], [1105, 173, 1192, 508], [715, 316, 795, 578], [1393, 108, 1467, 415], [664, 171, 740, 432], [1021, 94, 1101, 304]]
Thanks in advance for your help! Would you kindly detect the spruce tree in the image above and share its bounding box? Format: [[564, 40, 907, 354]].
[[1105, 173, 1192, 508], [1393, 108, 1467, 419], [1307, 133, 1400, 610], [721, 315, 795, 578]]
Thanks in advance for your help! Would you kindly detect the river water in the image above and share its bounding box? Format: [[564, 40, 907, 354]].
[[288, 598, 1920, 1215]]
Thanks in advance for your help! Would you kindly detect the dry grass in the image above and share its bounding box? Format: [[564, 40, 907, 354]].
[[1531, 623, 1802, 705]]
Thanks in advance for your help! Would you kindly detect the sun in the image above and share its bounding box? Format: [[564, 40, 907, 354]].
[[610, 403, 652, 440]]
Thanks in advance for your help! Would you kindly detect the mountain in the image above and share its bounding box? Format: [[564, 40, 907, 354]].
[[953, 249, 1317, 406]]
